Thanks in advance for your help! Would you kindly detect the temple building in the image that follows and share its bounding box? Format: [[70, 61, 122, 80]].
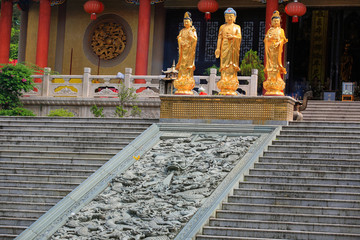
[[0, 0, 360, 98]]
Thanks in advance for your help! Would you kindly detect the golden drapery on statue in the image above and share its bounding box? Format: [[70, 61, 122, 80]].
[[215, 8, 242, 95], [174, 12, 197, 95], [263, 10, 288, 96]]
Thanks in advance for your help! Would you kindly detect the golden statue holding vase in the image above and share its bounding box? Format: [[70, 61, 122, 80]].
[[263, 10, 288, 96], [174, 12, 197, 95], [215, 8, 242, 95]]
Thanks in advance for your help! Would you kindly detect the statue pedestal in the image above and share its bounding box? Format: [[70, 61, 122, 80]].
[[160, 95, 296, 125]]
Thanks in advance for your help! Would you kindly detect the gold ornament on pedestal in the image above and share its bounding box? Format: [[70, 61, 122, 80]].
[[263, 10, 288, 96], [174, 12, 197, 95], [215, 7, 242, 95]]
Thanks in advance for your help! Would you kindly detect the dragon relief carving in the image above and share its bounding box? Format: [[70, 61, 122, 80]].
[[91, 21, 127, 60]]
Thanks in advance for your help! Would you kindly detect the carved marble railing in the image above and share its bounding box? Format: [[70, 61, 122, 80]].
[[25, 67, 258, 99]]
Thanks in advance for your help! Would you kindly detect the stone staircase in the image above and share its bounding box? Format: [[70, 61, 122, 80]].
[[196, 121, 360, 240], [0, 117, 157, 240], [302, 100, 360, 122]]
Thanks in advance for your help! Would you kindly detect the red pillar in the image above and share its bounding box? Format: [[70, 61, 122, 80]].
[[135, 0, 151, 85], [0, 0, 13, 64], [36, 0, 51, 72]]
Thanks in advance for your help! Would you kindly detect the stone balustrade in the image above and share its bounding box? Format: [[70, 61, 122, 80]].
[[25, 67, 258, 99]]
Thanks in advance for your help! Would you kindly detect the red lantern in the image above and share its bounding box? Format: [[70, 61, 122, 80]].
[[285, 0, 306, 23], [197, 0, 219, 21], [84, 0, 104, 20]]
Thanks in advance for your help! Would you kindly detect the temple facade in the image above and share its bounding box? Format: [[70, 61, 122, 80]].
[[0, 0, 360, 98]]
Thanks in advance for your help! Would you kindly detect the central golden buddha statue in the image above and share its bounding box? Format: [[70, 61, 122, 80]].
[[215, 8, 242, 95]]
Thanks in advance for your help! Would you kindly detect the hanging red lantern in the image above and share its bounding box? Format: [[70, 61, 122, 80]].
[[83, 0, 104, 20], [197, 0, 219, 21], [285, 0, 306, 23]]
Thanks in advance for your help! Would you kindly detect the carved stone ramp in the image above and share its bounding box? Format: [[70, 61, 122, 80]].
[[0, 117, 157, 240], [302, 100, 360, 122], [15, 122, 279, 240], [196, 121, 360, 240]]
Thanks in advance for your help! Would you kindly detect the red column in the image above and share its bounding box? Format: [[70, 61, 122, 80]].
[[36, 0, 51, 76], [135, 0, 151, 85], [0, 0, 13, 64]]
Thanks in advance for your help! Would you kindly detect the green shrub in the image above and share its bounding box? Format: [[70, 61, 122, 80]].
[[90, 105, 104, 117], [115, 105, 127, 118], [131, 105, 141, 117], [0, 107, 35, 116], [240, 50, 265, 87], [47, 108, 74, 117], [0, 63, 38, 109]]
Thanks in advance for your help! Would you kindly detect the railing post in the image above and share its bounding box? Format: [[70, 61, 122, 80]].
[[209, 68, 217, 95], [250, 69, 258, 96], [83, 67, 91, 97], [124, 68, 132, 88], [41, 67, 51, 97]]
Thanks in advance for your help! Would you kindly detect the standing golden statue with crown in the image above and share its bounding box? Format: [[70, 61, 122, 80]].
[[174, 12, 197, 95], [215, 7, 242, 95], [263, 10, 288, 96]]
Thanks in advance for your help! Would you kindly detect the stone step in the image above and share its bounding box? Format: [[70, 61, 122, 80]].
[[0, 209, 46, 218], [254, 162, 360, 172], [0, 161, 102, 170], [263, 150, 360, 159], [0, 150, 115, 159], [0, 144, 122, 154], [0, 139, 130, 148], [201, 226, 360, 240], [0, 129, 143, 137], [0, 225, 27, 236], [0, 173, 87, 183], [289, 121, 360, 127], [245, 175, 360, 186], [0, 121, 153, 128], [302, 117, 360, 122], [0, 116, 157, 124], [0, 217, 36, 226], [0, 167, 95, 176], [222, 202, 360, 216], [208, 218, 360, 234], [272, 140, 360, 148], [233, 188, 360, 200], [227, 195, 360, 208], [0, 201, 54, 211], [0, 194, 62, 204], [237, 181, 360, 193], [0, 155, 109, 165], [280, 130, 360, 137], [268, 145, 360, 154], [0, 134, 136, 142], [215, 209, 360, 225], [0, 186, 71, 196], [197, 236, 285, 240], [1, 180, 78, 189], [276, 134, 360, 142], [0, 234, 18, 240], [259, 156, 360, 166], [0, 125, 149, 132], [282, 125, 360, 132], [249, 169, 360, 179]]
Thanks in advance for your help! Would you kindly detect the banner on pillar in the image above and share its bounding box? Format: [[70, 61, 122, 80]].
[[308, 10, 329, 88]]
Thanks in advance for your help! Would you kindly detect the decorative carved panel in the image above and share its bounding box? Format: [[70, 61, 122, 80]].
[[204, 21, 219, 62], [91, 21, 127, 60], [258, 21, 265, 61]]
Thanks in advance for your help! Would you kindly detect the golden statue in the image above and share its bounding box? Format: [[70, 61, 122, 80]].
[[263, 10, 288, 96], [174, 12, 197, 95], [215, 8, 242, 95]]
